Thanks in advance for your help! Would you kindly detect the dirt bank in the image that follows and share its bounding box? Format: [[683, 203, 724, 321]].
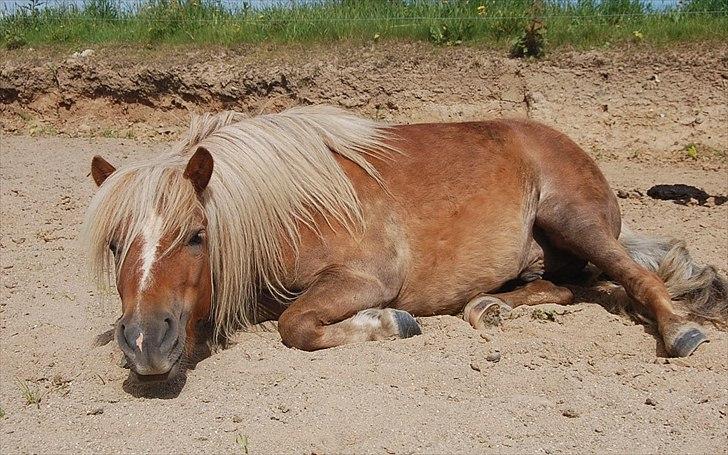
[[1, 43, 727, 157]]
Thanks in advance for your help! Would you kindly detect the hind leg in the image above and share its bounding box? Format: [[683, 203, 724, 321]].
[[464, 280, 574, 329], [536, 197, 707, 357]]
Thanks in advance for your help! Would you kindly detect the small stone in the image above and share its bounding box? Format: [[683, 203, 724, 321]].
[[480, 333, 491, 342], [232, 415, 243, 423], [86, 408, 104, 416], [645, 397, 657, 406], [617, 189, 629, 199], [470, 362, 481, 372], [486, 351, 501, 363], [562, 408, 579, 418], [526, 91, 546, 106]]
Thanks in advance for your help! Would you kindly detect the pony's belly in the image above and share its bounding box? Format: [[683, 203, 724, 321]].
[[394, 201, 536, 317]]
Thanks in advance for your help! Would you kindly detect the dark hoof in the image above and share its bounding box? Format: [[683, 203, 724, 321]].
[[668, 327, 708, 357], [392, 310, 422, 338]]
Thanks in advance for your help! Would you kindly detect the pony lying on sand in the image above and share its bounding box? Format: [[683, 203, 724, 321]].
[[83, 106, 727, 381]]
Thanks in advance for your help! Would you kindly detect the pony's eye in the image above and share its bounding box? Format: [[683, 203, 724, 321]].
[[188, 230, 205, 246]]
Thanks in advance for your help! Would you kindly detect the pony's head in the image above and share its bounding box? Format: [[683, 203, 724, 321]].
[[86, 149, 214, 380]]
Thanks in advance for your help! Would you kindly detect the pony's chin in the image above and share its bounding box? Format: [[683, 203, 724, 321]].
[[129, 355, 183, 384], [132, 369, 176, 383]]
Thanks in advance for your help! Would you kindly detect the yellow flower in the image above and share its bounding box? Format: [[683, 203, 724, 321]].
[[477, 5, 486, 16]]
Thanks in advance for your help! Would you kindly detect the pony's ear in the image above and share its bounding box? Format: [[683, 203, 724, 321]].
[[91, 155, 116, 187], [184, 147, 214, 194]]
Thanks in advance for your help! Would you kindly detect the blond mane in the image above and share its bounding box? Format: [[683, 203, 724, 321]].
[[82, 105, 397, 339]]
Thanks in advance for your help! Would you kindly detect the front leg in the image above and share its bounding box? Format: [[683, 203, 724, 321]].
[[277, 268, 421, 351]]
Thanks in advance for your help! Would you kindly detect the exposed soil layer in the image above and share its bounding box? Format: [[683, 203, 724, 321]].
[[1, 43, 727, 157], [1, 44, 727, 454]]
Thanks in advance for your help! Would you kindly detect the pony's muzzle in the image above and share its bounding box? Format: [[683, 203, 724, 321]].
[[116, 310, 181, 376]]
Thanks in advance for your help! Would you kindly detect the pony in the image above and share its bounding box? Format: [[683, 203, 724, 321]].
[[83, 105, 727, 380]]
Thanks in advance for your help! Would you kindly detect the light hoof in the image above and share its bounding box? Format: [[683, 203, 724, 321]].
[[392, 309, 422, 338], [463, 296, 512, 329], [666, 325, 708, 357]]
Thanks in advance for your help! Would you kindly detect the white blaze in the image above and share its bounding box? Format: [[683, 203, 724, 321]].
[[139, 213, 163, 291]]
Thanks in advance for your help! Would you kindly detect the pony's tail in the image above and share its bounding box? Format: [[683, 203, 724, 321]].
[[619, 224, 728, 329]]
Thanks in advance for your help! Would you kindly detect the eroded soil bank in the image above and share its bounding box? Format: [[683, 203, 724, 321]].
[[1, 43, 727, 158]]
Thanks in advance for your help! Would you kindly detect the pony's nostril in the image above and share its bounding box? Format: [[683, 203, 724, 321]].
[[159, 314, 178, 353], [118, 321, 142, 356]]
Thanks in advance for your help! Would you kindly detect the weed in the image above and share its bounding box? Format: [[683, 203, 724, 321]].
[[685, 144, 699, 160], [429, 23, 467, 46], [0, 406, 5, 418], [16, 111, 33, 122], [235, 434, 249, 455], [18, 380, 42, 408], [510, 18, 547, 59], [28, 123, 59, 136]]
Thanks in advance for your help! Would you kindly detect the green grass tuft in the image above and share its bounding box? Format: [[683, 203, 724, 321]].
[[17, 380, 42, 408], [685, 144, 700, 160], [1, 0, 727, 50], [235, 434, 249, 455]]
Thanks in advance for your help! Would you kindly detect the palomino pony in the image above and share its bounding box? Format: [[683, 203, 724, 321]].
[[83, 106, 727, 380]]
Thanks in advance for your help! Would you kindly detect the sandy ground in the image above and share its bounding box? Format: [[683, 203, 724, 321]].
[[1, 44, 727, 454]]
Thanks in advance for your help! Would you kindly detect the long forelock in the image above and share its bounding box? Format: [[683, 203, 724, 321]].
[[82, 159, 204, 290]]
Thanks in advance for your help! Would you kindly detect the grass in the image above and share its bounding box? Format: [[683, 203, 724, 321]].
[[685, 143, 700, 160], [235, 434, 249, 455], [17, 380, 42, 408], [1, 0, 727, 51]]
